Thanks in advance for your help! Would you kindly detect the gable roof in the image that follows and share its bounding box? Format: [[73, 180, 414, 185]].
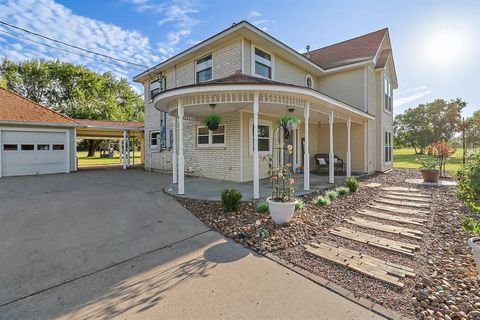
[[304, 28, 388, 69], [0, 88, 78, 125]]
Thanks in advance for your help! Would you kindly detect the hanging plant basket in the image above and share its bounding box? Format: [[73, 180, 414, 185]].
[[202, 114, 222, 131], [278, 114, 300, 131]]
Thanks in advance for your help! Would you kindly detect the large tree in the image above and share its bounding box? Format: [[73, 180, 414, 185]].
[[0, 58, 144, 156], [394, 99, 466, 154]]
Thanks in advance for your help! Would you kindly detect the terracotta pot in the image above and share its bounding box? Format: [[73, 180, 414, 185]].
[[468, 237, 480, 275], [207, 121, 219, 131], [420, 169, 440, 183], [266, 197, 296, 224]]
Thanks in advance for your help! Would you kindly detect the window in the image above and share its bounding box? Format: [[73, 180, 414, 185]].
[[249, 119, 271, 155], [197, 125, 225, 146], [150, 131, 160, 149], [384, 77, 393, 112], [196, 54, 212, 83], [150, 76, 166, 99], [384, 130, 392, 163], [21, 144, 34, 151], [53, 144, 64, 150], [3, 144, 17, 151], [37, 144, 50, 151], [306, 75, 313, 88], [254, 47, 272, 79]]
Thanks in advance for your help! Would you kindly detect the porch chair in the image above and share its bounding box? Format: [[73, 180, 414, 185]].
[[313, 153, 344, 172]]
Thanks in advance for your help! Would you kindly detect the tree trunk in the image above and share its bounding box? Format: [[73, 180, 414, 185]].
[[87, 140, 96, 157]]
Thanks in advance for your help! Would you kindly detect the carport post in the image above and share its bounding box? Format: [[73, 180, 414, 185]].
[[123, 130, 127, 170], [127, 130, 131, 167], [178, 101, 185, 195], [303, 103, 310, 191], [346, 117, 352, 178], [329, 111, 334, 184], [172, 117, 177, 184], [0, 129, 2, 178]]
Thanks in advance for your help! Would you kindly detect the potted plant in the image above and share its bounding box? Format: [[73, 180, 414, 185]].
[[203, 114, 222, 131], [461, 216, 480, 274], [264, 145, 296, 224], [278, 115, 300, 131], [419, 159, 440, 183]]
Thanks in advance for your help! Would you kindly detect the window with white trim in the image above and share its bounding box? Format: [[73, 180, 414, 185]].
[[384, 130, 392, 163], [150, 76, 166, 100], [197, 125, 225, 146], [249, 119, 271, 155], [196, 54, 212, 83], [384, 77, 393, 112], [254, 47, 272, 79], [306, 75, 313, 88], [150, 131, 160, 149]]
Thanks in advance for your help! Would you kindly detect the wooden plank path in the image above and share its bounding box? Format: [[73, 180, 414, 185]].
[[381, 187, 420, 192], [305, 242, 415, 288], [369, 203, 429, 216], [357, 209, 427, 226], [374, 198, 430, 209], [346, 216, 423, 240], [384, 191, 431, 199], [329, 226, 420, 256], [381, 194, 432, 203]]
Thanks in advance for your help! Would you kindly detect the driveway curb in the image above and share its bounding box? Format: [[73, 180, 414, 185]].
[[264, 253, 409, 320]]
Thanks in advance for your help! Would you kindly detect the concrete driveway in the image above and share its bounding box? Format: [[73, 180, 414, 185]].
[[0, 169, 384, 319]]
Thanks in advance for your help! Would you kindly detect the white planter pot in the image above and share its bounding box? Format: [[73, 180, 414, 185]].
[[267, 197, 296, 224], [468, 237, 480, 275]]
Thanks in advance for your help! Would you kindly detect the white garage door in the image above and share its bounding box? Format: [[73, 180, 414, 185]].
[[1, 130, 67, 177]]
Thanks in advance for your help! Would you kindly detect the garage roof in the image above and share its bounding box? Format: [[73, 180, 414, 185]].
[[0, 88, 77, 125]]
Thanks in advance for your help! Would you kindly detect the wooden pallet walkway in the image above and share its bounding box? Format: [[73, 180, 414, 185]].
[[384, 191, 431, 199], [381, 187, 420, 192], [381, 194, 432, 203], [374, 198, 430, 209], [369, 203, 429, 216], [329, 226, 420, 256], [305, 242, 414, 287], [346, 217, 423, 240], [356, 209, 427, 226]]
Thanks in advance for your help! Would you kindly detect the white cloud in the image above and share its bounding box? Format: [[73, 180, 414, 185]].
[[246, 10, 277, 32], [394, 87, 432, 108], [0, 0, 159, 78], [248, 10, 261, 18]]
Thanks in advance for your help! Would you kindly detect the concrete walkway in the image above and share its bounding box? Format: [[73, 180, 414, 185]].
[[0, 169, 383, 319], [164, 173, 361, 200]]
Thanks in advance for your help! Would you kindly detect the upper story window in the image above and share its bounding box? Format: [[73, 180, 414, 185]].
[[306, 75, 313, 88], [254, 47, 272, 79], [384, 77, 393, 113], [150, 76, 166, 100], [197, 125, 225, 147], [196, 54, 212, 83]]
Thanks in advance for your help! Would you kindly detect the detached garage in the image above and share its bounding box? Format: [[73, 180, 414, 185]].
[[0, 88, 77, 177]]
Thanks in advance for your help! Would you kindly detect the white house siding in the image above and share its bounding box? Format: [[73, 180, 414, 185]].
[[316, 68, 365, 111], [274, 56, 308, 86]]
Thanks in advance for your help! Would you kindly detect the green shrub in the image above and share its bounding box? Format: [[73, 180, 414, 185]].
[[457, 153, 480, 213], [313, 196, 330, 206], [460, 215, 480, 235], [221, 188, 242, 212], [336, 186, 350, 195], [346, 177, 359, 193], [325, 189, 338, 200], [257, 201, 269, 213], [295, 198, 305, 210]]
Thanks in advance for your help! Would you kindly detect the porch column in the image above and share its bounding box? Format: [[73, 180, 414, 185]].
[[123, 129, 127, 170], [329, 111, 334, 184], [303, 102, 310, 191], [253, 92, 260, 199], [178, 101, 185, 195], [172, 117, 178, 184], [347, 117, 352, 178]]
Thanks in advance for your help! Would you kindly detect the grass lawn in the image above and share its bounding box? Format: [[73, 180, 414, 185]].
[[77, 151, 141, 167], [393, 148, 478, 173]]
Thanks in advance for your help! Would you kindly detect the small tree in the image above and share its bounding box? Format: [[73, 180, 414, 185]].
[[432, 141, 456, 176]]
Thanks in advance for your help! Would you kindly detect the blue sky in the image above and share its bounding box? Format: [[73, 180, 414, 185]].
[[0, 0, 478, 116]]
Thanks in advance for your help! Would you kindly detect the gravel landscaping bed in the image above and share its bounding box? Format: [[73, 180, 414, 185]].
[[176, 169, 479, 319]]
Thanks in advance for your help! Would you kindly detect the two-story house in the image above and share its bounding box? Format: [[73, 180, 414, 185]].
[[133, 21, 397, 199]]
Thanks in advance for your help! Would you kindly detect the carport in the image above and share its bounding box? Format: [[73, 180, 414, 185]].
[[75, 119, 144, 169]]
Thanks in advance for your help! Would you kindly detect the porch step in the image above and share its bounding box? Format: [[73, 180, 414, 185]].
[[368, 203, 429, 216], [329, 226, 419, 256], [356, 209, 427, 226], [374, 198, 430, 209], [345, 217, 423, 240], [305, 241, 414, 288]]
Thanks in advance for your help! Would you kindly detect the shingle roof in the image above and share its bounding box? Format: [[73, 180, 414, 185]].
[[0, 88, 77, 125], [74, 119, 144, 129], [304, 28, 388, 69]]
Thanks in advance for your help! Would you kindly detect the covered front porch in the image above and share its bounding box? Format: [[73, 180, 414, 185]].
[[153, 75, 373, 199], [164, 173, 363, 200]]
